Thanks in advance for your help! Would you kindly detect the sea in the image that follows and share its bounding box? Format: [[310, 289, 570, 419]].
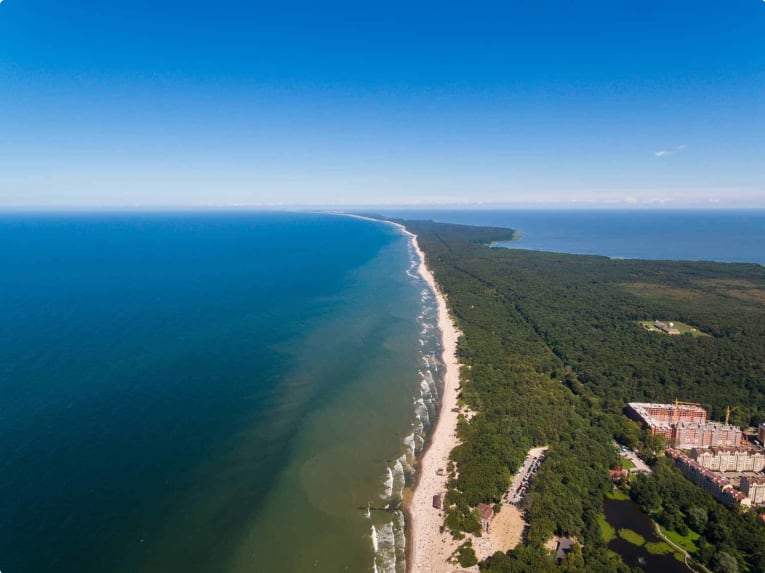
[[2, 209, 764, 573], [377, 209, 765, 264], [0, 212, 440, 573]]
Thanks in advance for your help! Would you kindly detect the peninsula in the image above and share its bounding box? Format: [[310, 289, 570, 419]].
[[400, 218, 765, 573]]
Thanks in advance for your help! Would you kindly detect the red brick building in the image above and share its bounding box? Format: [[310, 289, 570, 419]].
[[628, 402, 742, 449]]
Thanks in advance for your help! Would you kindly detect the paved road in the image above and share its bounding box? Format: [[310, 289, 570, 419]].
[[614, 441, 652, 474], [653, 521, 711, 573]]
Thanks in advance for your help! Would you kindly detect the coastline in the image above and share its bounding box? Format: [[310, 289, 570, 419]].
[[336, 212, 464, 572], [404, 226, 464, 573], [335, 212, 463, 572]]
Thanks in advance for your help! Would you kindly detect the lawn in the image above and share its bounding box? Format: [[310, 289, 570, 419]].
[[597, 514, 616, 543], [618, 456, 635, 470], [618, 528, 646, 546], [637, 320, 710, 337], [605, 489, 630, 501], [661, 525, 700, 553], [645, 541, 674, 555]]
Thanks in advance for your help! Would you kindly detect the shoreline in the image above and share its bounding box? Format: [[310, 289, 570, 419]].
[[404, 227, 463, 573], [336, 212, 464, 573]]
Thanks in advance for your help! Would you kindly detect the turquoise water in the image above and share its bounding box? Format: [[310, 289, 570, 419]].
[[0, 212, 441, 572], [378, 209, 765, 264]]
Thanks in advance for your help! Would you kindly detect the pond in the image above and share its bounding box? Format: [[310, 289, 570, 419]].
[[604, 499, 689, 573]]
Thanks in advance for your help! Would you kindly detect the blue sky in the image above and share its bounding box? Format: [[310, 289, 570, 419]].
[[1, 0, 763, 208]]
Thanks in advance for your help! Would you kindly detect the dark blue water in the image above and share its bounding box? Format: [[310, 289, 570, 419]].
[[377, 209, 765, 263], [604, 500, 687, 573], [0, 212, 435, 572]]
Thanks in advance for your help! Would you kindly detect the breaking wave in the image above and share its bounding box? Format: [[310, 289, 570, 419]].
[[367, 234, 443, 573]]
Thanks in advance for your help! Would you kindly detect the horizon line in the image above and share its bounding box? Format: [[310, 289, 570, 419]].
[[1, 204, 765, 213]]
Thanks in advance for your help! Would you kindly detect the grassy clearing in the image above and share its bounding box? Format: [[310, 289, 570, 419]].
[[605, 489, 630, 501], [618, 528, 645, 546], [645, 541, 674, 555], [637, 320, 710, 337], [597, 514, 616, 543], [618, 456, 635, 470], [661, 526, 700, 553]]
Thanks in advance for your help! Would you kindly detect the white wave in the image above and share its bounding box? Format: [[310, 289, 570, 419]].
[[399, 454, 414, 476], [371, 524, 379, 553], [413, 413, 424, 434], [367, 272, 446, 573], [381, 466, 393, 499], [415, 401, 431, 429], [392, 458, 406, 499], [394, 510, 407, 572], [373, 522, 397, 573], [402, 432, 415, 458], [414, 432, 425, 453]]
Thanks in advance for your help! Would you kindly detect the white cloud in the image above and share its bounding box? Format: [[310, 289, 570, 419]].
[[654, 144, 687, 157]]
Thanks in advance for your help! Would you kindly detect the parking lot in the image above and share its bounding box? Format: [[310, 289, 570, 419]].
[[503, 446, 548, 507]]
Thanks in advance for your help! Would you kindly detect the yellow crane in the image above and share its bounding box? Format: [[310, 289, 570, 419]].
[[725, 405, 739, 426]]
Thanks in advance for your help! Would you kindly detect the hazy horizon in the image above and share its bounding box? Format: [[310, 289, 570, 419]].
[[2, 202, 765, 213]]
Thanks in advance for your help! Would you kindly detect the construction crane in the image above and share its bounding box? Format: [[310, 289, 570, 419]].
[[725, 405, 739, 426]]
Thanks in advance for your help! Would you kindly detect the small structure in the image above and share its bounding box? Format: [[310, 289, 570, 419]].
[[477, 503, 494, 531], [609, 467, 628, 483], [555, 538, 575, 563], [654, 320, 681, 335], [433, 493, 443, 509]]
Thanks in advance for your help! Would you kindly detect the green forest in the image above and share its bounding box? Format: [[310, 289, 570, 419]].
[[399, 218, 765, 573]]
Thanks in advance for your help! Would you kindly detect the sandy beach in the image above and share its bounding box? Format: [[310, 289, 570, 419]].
[[403, 227, 465, 573], [338, 213, 471, 572], [398, 221, 531, 572]]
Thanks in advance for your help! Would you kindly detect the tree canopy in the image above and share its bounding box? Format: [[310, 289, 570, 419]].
[[400, 219, 765, 572]]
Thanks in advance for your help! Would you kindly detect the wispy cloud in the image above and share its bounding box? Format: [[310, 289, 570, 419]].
[[654, 144, 687, 157]]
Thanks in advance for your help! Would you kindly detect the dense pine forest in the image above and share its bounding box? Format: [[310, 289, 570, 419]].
[[400, 219, 765, 573]]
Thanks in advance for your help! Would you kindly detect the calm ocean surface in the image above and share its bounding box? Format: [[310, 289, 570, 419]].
[[0, 212, 441, 573], [378, 209, 765, 264]]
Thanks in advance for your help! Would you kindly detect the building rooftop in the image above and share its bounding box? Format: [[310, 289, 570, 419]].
[[556, 538, 574, 561], [477, 503, 494, 521]]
